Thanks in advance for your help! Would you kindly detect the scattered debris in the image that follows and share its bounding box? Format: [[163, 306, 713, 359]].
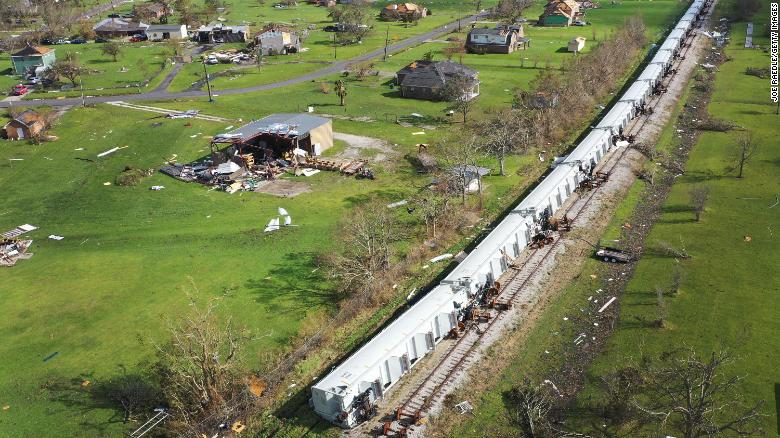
[[430, 253, 453, 263], [387, 199, 409, 209], [48, 235, 64, 240], [1, 238, 33, 267], [150, 185, 165, 191], [454, 400, 473, 415], [598, 297, 617, 313], [743, 235, 752, 242]]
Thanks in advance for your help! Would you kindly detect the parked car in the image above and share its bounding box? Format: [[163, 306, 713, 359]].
[[107, 13, 120, 18], [323, 25, 339, 32], [95, 37, 110, 43], [70, 37, 87, 44], [129, 34, 148, 42], [205, 55, 219, 65], [40, 38, 55, 45], [573, 20, 590, 26], [11, 84, 29, 96], [55, 38, 70, 44]]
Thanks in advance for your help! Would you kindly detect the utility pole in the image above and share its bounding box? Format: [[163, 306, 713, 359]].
[[383, 25, 390, 61], [203, 61, 213, 102], [333, 33, 337, 59], [80, 76, 85, 107]]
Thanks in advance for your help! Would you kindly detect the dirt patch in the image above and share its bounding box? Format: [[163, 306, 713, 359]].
[[333, 132, 395, 162], [254, 179, 311, 197]]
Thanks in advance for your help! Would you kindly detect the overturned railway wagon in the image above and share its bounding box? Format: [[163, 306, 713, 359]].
[[311, 0, 711, 427]]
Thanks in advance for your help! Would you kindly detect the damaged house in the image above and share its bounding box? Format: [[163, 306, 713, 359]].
[[3, 109, 44, 140], [93, 18, 150, 37], [466, 24, 526, 54], [196, 23, 250, 44], [255, 25, 301, 56], [395, 60, 480, 101], [161, 114, 334, 190], [539, 0, 580, 26], [380, 3, 428, 21]]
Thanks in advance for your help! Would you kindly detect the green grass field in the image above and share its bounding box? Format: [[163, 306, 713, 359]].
[[446, 4, 780, 437], [0, 1, 691, 436]]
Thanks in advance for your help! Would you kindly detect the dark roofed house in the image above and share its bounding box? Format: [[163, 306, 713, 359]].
[[93, 18, 150, 37], [396, 60, 480, 101], [3, 109, 44, 141], [212, 113, 333, 159], [466, 24, 525, 54]]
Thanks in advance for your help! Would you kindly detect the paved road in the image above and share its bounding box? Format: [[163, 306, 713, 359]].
[[2, 14, 482, 108], [78, 0, 131, 20]]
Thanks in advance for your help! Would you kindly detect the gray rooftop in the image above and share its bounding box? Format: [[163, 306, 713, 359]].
[[214, 113, 330, 142]]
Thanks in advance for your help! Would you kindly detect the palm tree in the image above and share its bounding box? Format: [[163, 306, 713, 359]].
[[335, 79, 347, 106]]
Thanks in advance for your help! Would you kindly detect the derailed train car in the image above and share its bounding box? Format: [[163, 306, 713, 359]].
[[310, 0, 710, 428]]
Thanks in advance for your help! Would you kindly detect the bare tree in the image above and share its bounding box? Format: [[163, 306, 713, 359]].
[[48, 59, 83, 87], [493, 0, 535, 22], [330, 2, 373, 44], [102, 41, 122, 62], [657, 238, 691, 260], [435, 135, 484, 205], [348, 61, 374, 80], [476, 108, 533, 176], [412, 189, 451, 239], [506, 378, 554, 438], [440, 73, 478, 123], [154, 299, 250, 427], [326, 201, 398, 299], [731, 132, 758, 178], [688, 185, 710, 222], [634, 349, 766, 438]]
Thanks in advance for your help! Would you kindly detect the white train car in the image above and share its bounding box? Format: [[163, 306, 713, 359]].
[[620, 80, 653, 107], [650, 49, 675, 73], [638, 63, 665, 87], [311, 0, 708, 427], [596, 101, 636, 134], [311, 282, 471, 427]]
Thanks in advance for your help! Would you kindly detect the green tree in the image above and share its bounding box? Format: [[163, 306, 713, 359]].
[[335, 79, 347, 106]]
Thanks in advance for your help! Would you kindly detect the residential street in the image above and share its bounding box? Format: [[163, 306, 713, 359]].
[[1, 14, 482, 108]]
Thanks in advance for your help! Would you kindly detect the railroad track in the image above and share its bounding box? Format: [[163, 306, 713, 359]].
[[385, 5, 714, 434]]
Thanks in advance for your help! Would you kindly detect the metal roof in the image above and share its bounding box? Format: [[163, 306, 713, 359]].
[[214, 113, 330, 142]]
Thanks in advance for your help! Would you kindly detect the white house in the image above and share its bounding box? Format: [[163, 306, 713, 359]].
[[146, 24, 188, 41]]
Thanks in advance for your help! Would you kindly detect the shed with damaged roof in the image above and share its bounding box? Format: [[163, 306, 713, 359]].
[[466, 24, 525, 54], [211, 113, 333, 160]]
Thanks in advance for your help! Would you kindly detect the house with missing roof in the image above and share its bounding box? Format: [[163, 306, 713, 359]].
[[379, 3, 428, 21], [3, 110, 44, 141], [211, 113, 333, 161], [93, 18, 150, 37], [196, 23, 250, 44], [539, 0, 580, 26], [395, 60, 480, 101], [10, 46, 56, 76], [466, 24, 525, 54], [255, 25, 301, 56]]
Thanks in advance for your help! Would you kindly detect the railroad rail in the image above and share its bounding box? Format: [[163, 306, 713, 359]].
[[387, 5, 713, 433]]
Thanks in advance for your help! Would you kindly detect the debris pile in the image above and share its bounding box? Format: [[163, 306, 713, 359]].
[[1, 224, 37, 267]]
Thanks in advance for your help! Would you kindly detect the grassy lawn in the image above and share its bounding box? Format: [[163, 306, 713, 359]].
[[14, 42, 175, 99], [172, 0, 684, 93], [448, 5, 780, 437], [0, 1, 691, 436]]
